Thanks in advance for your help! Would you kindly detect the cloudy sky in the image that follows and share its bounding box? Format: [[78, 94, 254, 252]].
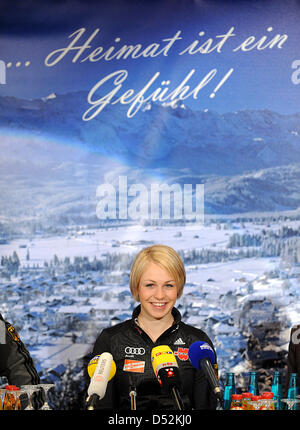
[[0, 0, 300, 114]]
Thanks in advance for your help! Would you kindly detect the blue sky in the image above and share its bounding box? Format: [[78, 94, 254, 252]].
[[0, 0, 300, 114]]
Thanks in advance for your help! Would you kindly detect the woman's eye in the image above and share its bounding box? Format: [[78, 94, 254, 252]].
[[166, 284, 175, 288], [145, 283, 153, 287]]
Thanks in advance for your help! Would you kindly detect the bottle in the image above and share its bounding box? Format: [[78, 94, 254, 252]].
[[230, 394, 243, 410], [287, 373, 299, 410], [224, 372, 236, 410], [251, 395, 262, 410], [248, 371, 259, 395], [260, 392, 275, 410], [3, 385, 21, 410], [271, 371, 282, 410], [242, 392, 253, 410]]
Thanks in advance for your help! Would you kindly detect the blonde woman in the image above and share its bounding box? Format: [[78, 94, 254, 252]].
[[91, 244, 218, 410]]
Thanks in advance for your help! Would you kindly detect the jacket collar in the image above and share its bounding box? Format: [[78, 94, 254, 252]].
[[132, 304, 181, 325]]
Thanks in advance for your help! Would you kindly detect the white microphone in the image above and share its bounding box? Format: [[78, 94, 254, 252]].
[[86, 352, 116, 410]]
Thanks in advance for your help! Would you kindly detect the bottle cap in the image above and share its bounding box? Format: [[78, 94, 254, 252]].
[[231, 394, 243, 400], [252, 395, 262, 401], [5, 385, 20, 391], [261, 392, 273, 399], [242, 392, 253, 398]]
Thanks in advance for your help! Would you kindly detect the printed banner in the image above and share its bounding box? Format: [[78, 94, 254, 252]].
[[0, 0, 300, 408]]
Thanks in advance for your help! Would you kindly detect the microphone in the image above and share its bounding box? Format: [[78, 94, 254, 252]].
[[188, 341, 223, 407], [151, 345, 184, 410], [128, 375, 137, 411], [86, 352, 116, 410]]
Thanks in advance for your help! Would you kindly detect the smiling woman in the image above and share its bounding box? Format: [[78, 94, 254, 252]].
[[129, 244, 186, 301], [90, 244, 219, 410], [131, 246, 184, 342]]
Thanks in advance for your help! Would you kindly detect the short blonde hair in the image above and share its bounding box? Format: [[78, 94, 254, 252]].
[[130, 244, 186, 301]]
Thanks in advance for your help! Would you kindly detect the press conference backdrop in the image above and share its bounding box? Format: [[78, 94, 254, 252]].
[[0, 0, 300, 409]]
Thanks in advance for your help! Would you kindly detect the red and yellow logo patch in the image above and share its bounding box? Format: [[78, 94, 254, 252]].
[[174, 347, 189, 361], [123, 359, 145, 373]]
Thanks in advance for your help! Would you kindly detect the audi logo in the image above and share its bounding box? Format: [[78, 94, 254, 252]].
[[125, 346, 146, 355]]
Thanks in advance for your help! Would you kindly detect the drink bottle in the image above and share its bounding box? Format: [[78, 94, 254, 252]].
[[248, 371, 258, 395], [260, 392, 275, 410], [242, 392, 253, 410], [230, 394, 243, 410], [3, 385, 21, 410], [271, 371, 282, 410], [287, 373, 299, 410], [224, 372, 236, 410]]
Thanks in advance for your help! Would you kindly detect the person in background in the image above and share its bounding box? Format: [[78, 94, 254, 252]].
[[285, 324, 300, 396], [0, 313, 42, 408], [91, 244, 218, 410]]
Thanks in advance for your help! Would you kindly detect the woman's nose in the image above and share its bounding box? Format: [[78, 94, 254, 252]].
[[153, 285, 165, 299]]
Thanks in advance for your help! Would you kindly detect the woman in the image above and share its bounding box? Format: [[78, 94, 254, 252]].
[[91, 244, 218, 410]]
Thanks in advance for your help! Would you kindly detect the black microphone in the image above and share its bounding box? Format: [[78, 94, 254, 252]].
[[188, 341, 223, 407]]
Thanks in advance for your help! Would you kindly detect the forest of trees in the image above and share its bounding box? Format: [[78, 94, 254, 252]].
[[227, 225, 300, 265], [1, 224, 300, 281]]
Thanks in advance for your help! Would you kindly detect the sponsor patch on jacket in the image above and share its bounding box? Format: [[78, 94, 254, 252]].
[[214, 363, 219, 379], [123, 359, 145, 373], [7, 324, 20, 342], [174, 347, 189, 361]]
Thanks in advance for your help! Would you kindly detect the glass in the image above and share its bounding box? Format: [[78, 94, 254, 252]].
[[0, 376, 8, 388], [0, 377, 8, 410], [230, 394, 243, 410], [259, 398, 275, 410], [259, 392, 275, 410], [3, 387, 19, 410], [281, 398, 300, 410], [242, 392, 253, 410], [15, 388, 27, 410], [21, 385, 39, 410], [0, 388, 5, 410], [37, 384, 55, 410], [250, 396, 262, 410]]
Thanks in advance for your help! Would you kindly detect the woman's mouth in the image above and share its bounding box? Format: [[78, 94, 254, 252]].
[[150, 302, 167, 309]]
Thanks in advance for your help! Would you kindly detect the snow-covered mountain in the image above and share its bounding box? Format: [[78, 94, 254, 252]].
[[1, 92, 300, 221], [1, 92, 300, 175]]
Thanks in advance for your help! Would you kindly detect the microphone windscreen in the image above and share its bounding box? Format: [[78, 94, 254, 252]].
[[188, 341, 215, 370], [88, 354, 116, 380], [151, 345, 178, 377]]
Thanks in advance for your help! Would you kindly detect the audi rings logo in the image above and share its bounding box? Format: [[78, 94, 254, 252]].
[[125, 346, 146, 355]]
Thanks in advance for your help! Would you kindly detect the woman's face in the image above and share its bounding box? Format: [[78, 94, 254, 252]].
[[138, 261, 178, 321]]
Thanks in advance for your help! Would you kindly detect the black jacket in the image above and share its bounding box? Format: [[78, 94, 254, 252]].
[[0, 313, 40, 386], [91, 306, 218, 410], [285, 325, 300, 396]]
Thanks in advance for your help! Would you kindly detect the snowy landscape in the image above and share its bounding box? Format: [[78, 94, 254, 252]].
[[1, 216, 300, 408]]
